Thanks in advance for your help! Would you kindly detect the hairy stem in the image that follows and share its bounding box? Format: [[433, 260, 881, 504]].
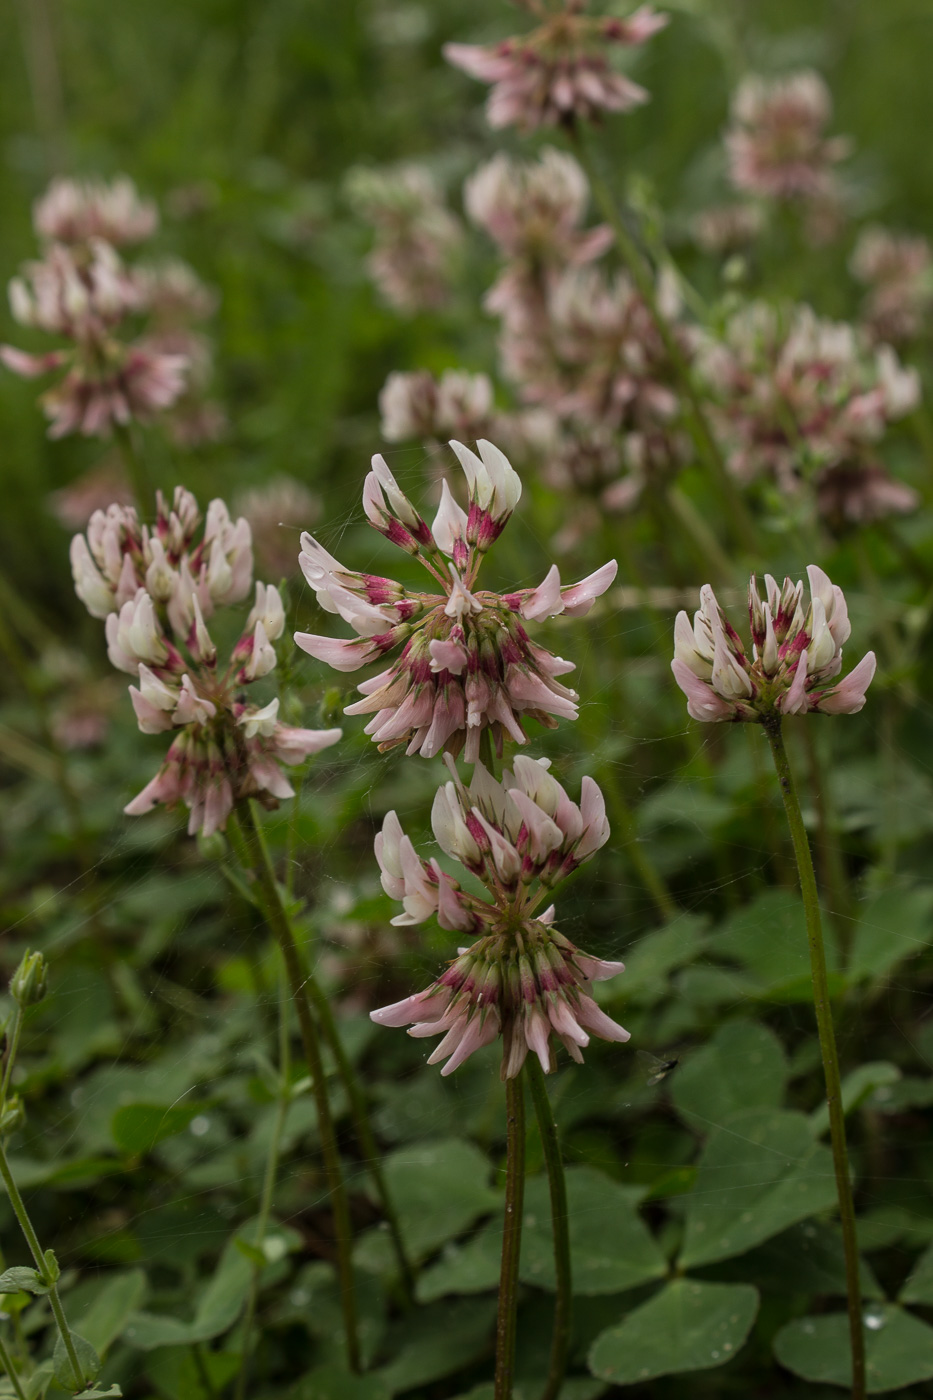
[[231, 803, 361, 1374], [526, 1058, 571, 1400], [763, 718, 865, 1400], [495, 1072, 527, 1400]]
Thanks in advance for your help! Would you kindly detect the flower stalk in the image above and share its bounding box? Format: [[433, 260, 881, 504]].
[[229, 802, 361, 1374], [762, 715, 865, 1400], [495, 1071, 526, 1400], [526, 1057, 572, 1400], [0, 1332, 27, 1400]]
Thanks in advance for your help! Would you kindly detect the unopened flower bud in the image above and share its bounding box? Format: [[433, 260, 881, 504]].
[[10, 950, 49, 1006], [0, 1097, 25, 1136]]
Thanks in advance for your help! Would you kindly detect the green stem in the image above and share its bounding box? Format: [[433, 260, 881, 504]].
[[1, 1008, 24, 1106], [570, 130, 758, 551], [305, 977, 415, 1303], [799, 722, 851, 942], [495, 1072, 527, 1400], [112, 421, 152, 504], [0, 1333, 27, 1400], [234, 970, 293, 1400], [0, 1144, 84, 1388], [763, 718, 865, 1400], [231, 803, 361, 1374], [526, 1059, 571, 1400]]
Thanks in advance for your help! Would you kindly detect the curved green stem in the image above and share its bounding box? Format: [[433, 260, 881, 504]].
[[569, 130, 757, 552], [0, 1145, 83, 1388], [1, 1008, 24, 1106], [231, 802, 361, 1374], [495, 1072, 527, 1400], [763, 718, 865, 1400], [0, 1333, 27, 1400], [526, 1059, 571, 1400], [598, 765, 677, 922]]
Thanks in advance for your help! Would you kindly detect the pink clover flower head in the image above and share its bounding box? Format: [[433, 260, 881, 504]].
[[2, 240, 189, 440], [444, 3, 669, 133], [295, 439, 617, 761], [346, 164, 463, 314], [70, 486, 253, 622], [370, 757, 625, 1077], [672, 566, 876, 723], [72, 489, 338, 835], [464, 148, 612, 268], [379, 369, 495, 444], [726, 71, 850, 202], [696, 300, 920, 520], [850, 226, 933, 346], [33, 175, 158, 248]]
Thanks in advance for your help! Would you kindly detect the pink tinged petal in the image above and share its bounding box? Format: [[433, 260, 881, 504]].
[[817, 651, 877, 715], [506, 667, 578, 719], [294, 632, 381, 672], [524, 1004, 553, 1074], [436, 873, 474, 932], [429, 638, 468, 675], [472, 809, 522, 884], [202, 779, 234, 838], [576, 777, 610, 859], [432, 479, 469, 555], [271, 724, 342, 763], [124, 767, 179, 816], [574, 994, 631, 1043], [547, 996, 590, 1048], [505, 788, 563, 861], [0, 346, 67, 378], [248, 756, 295, 799], [439, 1011, 500, 1076], [575, 953, 626, 983], [671, 658, 735, 722], [559, 560, 619, 617], [371, 986, 451, 1028], [520, 565, 564, 622], [129, 686, 175, 734], [782, 647, 810, 716]]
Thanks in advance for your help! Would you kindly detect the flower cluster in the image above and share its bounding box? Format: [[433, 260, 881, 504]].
[[672, 566, 876, 723], [71, 488, 340, 834], [379, 370, 496, 445], [1, 175, 221, 444], [725, 71, 849, 204], [696, 300, 920, 526], [444, 2, 668, 132], [851, 226, 933, 346], [295, 440, 617, 761], [346, 165, 463, 314], [371, 756, 628, 1077]]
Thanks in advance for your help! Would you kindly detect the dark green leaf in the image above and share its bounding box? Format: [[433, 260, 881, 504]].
[[124, 1235, 252, 1349], [774, 1306, 933, 1391], [706, 889, 837, 1000], [848, 885, 933, 984], [671, 1020, 788, 1127], [680, 1108, 838, 1268], [71, 1269, 147, 1356], [0, 1267, 47, 1296], [900, 1240, 933, 1304], [355, 1138, 499, 1270], [111, 1101, 210, 1155], [376, 1297, 497, 1394], [52, 1330, 100, 1390], [588, 1280, 759, 1384]]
